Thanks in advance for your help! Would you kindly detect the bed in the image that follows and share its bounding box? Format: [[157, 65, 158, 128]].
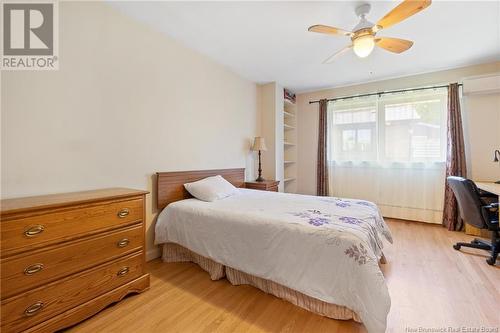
[[154, 168, 392, 333]]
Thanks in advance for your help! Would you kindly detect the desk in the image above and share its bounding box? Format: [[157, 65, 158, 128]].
[[466, 181, 500, 236], [475, 182, 500, 196]]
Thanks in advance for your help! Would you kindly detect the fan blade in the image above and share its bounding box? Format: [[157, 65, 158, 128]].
[[376, 0, 431, 30], [308, 25, 352, 37], [375, 37, 413, 53], [323, 45, 353, 64]]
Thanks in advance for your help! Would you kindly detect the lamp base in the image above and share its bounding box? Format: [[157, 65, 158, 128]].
[[255, 176, 266, 182]]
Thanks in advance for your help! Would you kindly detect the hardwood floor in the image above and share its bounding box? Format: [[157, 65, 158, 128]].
[[67, 219, 500, 333]]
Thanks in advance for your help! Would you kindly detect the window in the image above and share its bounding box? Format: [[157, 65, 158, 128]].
[[328, 97, 378, 161], [328, 88, 447, 164], [341, 129, 373, 152]]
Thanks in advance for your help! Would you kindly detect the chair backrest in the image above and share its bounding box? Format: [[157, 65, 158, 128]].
[[447, 176, 486, 229]]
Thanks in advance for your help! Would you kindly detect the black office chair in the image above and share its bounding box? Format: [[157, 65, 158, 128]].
[[447, 176, 499, 265]]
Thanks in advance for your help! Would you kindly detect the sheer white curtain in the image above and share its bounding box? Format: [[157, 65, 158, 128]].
[[327, 88, 448, 223]]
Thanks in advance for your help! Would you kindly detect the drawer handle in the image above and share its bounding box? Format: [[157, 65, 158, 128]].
[[117, 209, 130, 218], [24, 263, 44, 275], [24, 225, 45, 237], [24, 301, 44, 316], [117, 238, 130, 248], [117, 266, 129, 277]]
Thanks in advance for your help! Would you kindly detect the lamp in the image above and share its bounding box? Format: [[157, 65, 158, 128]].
[[252, 137, 267, 182], [353, 35, 375, 58], [494, 149, 500, 184]]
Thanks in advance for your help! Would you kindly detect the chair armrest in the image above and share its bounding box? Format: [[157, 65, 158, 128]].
[[483, 203, 499, 213], [481, 203, 499, 228]]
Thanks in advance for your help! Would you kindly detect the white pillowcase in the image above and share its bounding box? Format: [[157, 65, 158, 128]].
[[184, 175, 238, 202]]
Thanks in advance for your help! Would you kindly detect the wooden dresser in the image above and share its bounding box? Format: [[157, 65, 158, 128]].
[[0, 188, 150, 333]]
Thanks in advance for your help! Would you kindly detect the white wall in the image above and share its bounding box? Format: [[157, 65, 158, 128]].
[[257, 82, 284, 191], [463, 92, 500, 181], [296, 62, 500, 195], [0, 2, 259, 259]]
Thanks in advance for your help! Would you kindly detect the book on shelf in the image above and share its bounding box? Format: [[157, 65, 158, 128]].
[[284, 88, 296, 104]]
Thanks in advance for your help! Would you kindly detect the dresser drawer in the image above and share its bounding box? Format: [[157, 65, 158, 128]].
[[1, 253, 143, 333], [244, 181, 280, 192], [1, 198, 143, 256], [1, 225, 143, 299]]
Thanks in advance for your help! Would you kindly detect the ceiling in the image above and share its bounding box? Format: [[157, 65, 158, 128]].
[[109, 1, 500, 92]]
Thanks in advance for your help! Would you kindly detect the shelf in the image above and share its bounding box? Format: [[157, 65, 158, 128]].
[[284, 141, 296, 146], [284, 98, 296, 106], [283, 178, 296, 182], [284, 124, 296, 130], [284, 160, 295, 164], [284, 111, 295, 117]]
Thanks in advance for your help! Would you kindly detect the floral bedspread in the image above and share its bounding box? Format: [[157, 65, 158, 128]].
[[155, 189, 392, 333]]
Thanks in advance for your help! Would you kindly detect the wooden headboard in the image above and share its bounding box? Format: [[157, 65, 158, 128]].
[[156, 168, 245, 210]]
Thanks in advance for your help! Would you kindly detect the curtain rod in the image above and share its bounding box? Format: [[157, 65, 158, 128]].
[[308, 83, 463, 104]]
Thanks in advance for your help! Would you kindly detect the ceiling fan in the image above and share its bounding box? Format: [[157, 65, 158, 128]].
[[308, 0, 431, 63]]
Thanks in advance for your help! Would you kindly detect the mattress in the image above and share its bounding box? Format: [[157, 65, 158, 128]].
[[155, 188, 392, 333]]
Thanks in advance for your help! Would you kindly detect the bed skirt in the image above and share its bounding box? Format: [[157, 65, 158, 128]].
[[162, 242, 362, 323]]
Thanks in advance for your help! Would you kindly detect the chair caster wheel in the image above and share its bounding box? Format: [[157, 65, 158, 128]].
[[453, 244, 461, 250], [486, 257, 496, 265]]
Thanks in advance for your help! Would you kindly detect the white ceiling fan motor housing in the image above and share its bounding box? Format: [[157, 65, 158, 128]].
[[353, 3, 374, 32]]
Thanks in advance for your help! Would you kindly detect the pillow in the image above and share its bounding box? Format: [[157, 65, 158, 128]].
[[184, 175, 238, 202]]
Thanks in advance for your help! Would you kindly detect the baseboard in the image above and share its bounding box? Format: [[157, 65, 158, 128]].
[[146, 247, 161, 261], [379, 204, 442, 224]]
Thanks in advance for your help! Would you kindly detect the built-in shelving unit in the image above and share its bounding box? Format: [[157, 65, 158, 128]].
[[257, 82, 297, 194], [283, 89, 297, 193]]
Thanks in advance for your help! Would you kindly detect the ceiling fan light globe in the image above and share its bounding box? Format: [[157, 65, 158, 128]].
[[353, 35, 375, 58]]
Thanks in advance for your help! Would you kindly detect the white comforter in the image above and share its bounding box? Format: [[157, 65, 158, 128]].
[[155, 189, 392, 333]]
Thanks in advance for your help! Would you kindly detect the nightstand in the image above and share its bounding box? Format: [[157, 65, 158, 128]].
[[245, 180, 280, 192]]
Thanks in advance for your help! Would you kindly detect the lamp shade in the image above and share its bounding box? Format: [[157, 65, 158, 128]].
[[252, 137, 267, 151]]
